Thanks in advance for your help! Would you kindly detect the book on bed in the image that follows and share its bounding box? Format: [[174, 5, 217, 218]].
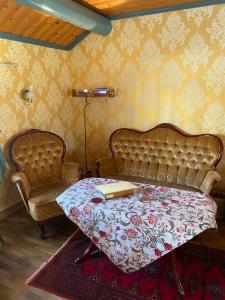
[[95, 181, 138, 200]]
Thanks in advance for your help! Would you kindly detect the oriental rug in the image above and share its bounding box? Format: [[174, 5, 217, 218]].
[[27, 232, 225, 300]]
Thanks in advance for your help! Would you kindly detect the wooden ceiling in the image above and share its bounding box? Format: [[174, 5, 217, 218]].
[[0, 0, 84, 47], [74, 0, 202, 16], [0, 0, 216, 50]]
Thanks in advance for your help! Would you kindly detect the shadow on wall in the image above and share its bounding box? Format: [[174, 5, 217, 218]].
[[0, 133, 24, 212], [0, 169, 20, 213]]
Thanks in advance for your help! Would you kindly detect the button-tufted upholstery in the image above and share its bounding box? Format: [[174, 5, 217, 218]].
[[11, 132, 65, 190], [96, 124, 223, 195], [9, 129, 82, 238]]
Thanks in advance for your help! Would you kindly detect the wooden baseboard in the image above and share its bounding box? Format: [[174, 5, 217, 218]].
[[0, 201, 23, 221]]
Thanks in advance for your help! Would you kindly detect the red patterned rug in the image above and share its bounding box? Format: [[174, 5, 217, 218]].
[[27, 232, 225, 300]]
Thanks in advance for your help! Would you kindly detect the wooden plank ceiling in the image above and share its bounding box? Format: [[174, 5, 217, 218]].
[[74, 0, 202, 16], [0, 0, 211, 48], [0, 0, 84, 46]]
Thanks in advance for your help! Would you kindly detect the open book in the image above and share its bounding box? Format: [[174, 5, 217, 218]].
[[95, 181, 138, 200]]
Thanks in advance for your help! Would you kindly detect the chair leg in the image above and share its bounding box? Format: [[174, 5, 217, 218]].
[[37, 222, 45, 240], [171, 251, 185, 296], [0, 234, 4, 245]]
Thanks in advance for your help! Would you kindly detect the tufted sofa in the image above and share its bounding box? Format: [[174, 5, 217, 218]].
[[9, 129, 82, 239], [96, 123, 223, 196]]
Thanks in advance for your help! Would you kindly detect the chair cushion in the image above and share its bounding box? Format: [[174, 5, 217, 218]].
[[28, 183, 69, 222]]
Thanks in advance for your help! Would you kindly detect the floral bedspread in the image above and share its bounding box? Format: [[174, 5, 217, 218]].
[[56, 178, 217, 273]]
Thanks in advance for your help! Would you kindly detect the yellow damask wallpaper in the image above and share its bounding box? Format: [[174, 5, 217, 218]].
[[0, 40, 83, 211], [69, 4, 225, 193], [1, 3, 225, 212]]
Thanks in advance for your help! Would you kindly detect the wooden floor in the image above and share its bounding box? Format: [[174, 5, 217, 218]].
[[0, 208, 225, 300], [0, 209, 76, 300]]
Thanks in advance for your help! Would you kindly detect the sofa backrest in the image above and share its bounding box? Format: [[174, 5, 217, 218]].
[[109, 123, 223, 188], [9, 129, 66, 190]]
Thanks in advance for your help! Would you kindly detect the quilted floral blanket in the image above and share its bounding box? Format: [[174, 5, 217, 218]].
[[56, 178, 217, 273]]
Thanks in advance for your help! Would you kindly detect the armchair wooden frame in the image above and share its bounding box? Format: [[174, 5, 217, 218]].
[[9, 129, 82, 239], [9, 129, 66, 171]]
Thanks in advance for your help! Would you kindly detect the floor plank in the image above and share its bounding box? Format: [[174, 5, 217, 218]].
[[0, 209, 75, 300], [0, 208, 225, 299]]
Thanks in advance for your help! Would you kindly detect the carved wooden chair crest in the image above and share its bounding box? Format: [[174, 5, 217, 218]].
[[9, 129, 82, 239]]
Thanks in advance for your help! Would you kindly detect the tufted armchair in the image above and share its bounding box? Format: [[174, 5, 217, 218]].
[[9, 129, 82, 239], [97, 123, 223, 196]]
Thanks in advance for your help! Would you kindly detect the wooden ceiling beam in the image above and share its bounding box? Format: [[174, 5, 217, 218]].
[[1, 0, 225, 51], [16, 0, 112, 35]]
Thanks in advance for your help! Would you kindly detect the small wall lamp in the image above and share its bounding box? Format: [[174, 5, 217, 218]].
[[20, 86, 33, 104]]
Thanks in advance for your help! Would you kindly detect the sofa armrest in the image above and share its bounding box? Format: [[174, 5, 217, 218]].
[[96, 156, 117, 177], [62, 162, 83, 184], [11, 172, 31, 199], [200, 170, 221, 195]]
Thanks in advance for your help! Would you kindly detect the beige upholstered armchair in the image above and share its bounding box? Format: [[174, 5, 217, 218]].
[[9, 129, 82, 239]]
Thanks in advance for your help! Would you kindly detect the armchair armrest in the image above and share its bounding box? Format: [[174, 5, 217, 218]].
[[11, 172, 31, 212], [200, 170, 221, 195], [96, 156, 117, 177], [11, 172, 31, 199], [62, 162, 83, 184]]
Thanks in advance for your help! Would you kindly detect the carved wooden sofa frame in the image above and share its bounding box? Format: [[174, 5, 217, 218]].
[[97, 123, 223, 196]]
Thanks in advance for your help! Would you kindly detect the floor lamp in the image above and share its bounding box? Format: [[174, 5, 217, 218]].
[[72, 89, 115, 177], [83, 96, 91, 177], [0, 144, 6, 245]]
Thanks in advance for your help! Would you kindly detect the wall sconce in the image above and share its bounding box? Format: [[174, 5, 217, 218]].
[[20, 86, 33, 104]]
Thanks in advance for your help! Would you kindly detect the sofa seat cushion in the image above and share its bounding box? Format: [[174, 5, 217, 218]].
[[106, 175, 199, 193], [28, 183, 69, 221]]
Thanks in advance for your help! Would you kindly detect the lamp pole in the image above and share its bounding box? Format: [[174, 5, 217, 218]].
[[84, 96, 89, 176]]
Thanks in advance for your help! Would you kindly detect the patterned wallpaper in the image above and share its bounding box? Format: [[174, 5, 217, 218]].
[[0, 40, 84, 211], [69, 4, 225, 193], [1, 3, 225, 212]]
